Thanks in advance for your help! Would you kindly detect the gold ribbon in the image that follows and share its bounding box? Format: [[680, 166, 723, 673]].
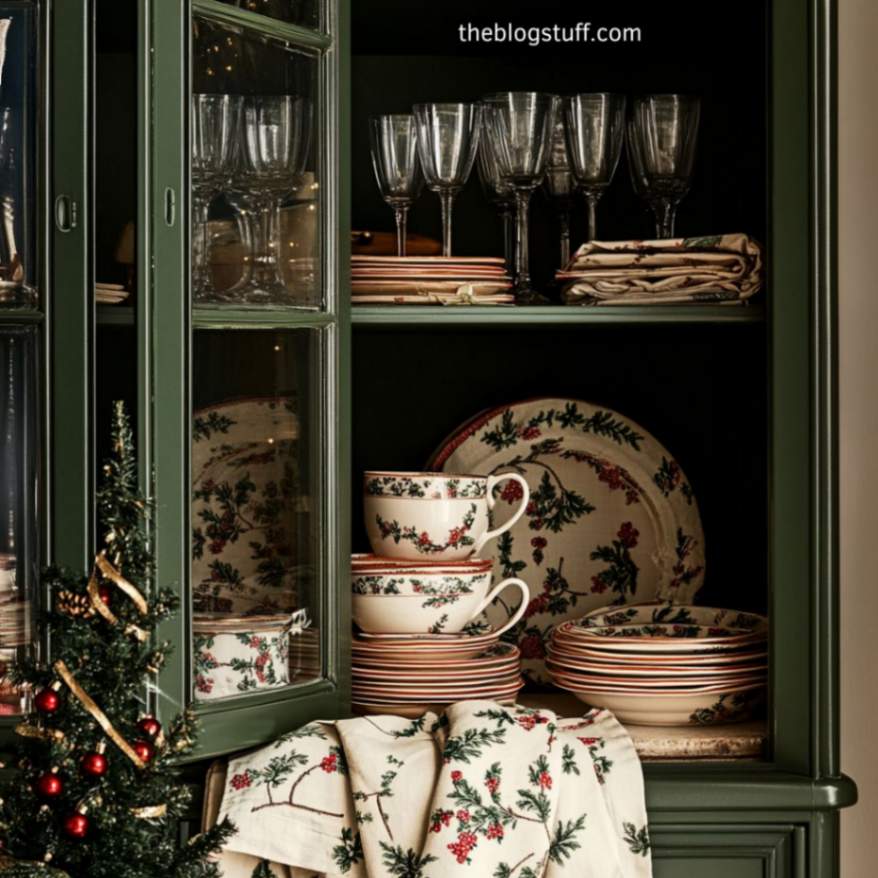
[[86, 551, 149, 642], [130, 804, 168, 819], [14, 723, 65, 742], [53, 660, 146, 770]]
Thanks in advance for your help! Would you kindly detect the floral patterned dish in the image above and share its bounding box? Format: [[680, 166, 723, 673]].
[[546, 666, 765, 691], [430, 398, 706, 683], [193, 613, 303, 701], [580, 602, 766, 631], [547, 651, 767, 678], [352, 641, 518, 667], [553, 619, 766, 653], [548, 680, 765, 726]]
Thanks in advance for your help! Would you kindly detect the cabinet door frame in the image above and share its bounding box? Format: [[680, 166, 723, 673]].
[[146, 0, 350, 758]]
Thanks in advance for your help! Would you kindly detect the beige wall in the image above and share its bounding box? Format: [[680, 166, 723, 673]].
[[839, 0, 878, 874]]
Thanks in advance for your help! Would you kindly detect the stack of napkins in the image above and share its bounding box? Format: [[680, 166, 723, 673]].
[[558, 233, 764, 305], [352, 256, 514, 305], [95, 282, 129, 305]]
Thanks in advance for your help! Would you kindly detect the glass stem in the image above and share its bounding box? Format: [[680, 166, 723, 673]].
[[559, 207, 571, 268], [514, 188, 532, 289], [192, 196, 213, 298], [439, 190, 454, 257], [500, 204, 514, 274], [658, 199, 677, 239], [585, 194, 598, 243], [393, 206, 409, 258]]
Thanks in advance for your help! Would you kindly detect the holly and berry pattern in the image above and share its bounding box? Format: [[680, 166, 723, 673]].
[[429, 398, 706, 683], [366, 475, 487, 499], [374, 504, 478, 556], [193, 629, 288, 699], [192, 398, 304, 616], [219, 704, 653, 878]]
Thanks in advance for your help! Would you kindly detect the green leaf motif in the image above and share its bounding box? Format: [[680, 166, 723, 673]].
[[379, 843, 438, 878], [548, 814, 587, 864], [332, 827, 364, 874], [622, 821, 651, 856]]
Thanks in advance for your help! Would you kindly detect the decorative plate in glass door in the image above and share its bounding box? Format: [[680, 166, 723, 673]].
[[430, 398, 705, 683]]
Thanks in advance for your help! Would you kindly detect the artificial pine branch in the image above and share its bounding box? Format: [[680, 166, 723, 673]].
[[0, 403, 235, 877]]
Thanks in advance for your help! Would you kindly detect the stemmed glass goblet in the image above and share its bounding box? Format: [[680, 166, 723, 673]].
[[628, 94, 701, 239], [192, 94, 240, 302], [413, 103, 482, 257], [563, 93, 626, 243], [477, 131, 515, 273], [543, 116, 576, 268], [369, 114, 423, 257], [482, 92, 558, 304], [230, 94, 312, 304]]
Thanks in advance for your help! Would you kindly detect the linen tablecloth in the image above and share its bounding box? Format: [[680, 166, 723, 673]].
[[559, 233, 763, 305], [217, 701, 651, 877]]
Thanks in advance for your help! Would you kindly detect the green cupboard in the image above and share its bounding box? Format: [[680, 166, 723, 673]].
[[0, 0, 857, 874]]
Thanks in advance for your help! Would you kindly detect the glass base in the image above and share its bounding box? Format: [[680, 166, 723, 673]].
[[514, 284, 551, 306]]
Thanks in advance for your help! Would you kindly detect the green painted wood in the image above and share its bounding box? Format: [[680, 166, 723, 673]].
[[192, 0, 331, 49], [51, 0, 92, 571], [0, 311, 45, 324], [351, 304, 765, 327], [193, 308, 337, 329]]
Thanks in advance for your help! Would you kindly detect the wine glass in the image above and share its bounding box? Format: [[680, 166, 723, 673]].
[[476, 129, 515, 273], [413, 103, 481, 257], [628, 94, 701, 239], [191, 94, 240, 302], [563, 93, 626, 243], [369, 115, 423, 257], [543, 116, 575, 268], [482, 92, 558, 304], [231, 94, 312, 304], [625, 116, 660, 237]]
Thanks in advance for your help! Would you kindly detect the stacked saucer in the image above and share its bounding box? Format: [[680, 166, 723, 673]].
[[351, 256, 514, 305], [547, 604, 768, 726]]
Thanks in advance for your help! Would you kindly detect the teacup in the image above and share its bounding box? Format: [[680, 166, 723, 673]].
[[363, 471, 530, 562], [351, 557, 528, 636]]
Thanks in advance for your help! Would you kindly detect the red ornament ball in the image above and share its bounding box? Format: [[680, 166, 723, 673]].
[[132, 740, 154, 764], [136, 716, 161, 739], [98, 584, 112, 605], [80, 752, 108, 778], [62, 813, 89, 840], [34, 688, 60, 715], [35, 773, 63, 798]]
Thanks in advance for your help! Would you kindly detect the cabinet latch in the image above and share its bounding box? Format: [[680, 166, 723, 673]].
[[54, 195, 78, 233]]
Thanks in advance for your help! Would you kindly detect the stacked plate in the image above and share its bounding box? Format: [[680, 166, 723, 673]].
[[95, 282, 130, 305], [351, 256, 514, 305], [352, 637, 524, 718], [547, 604, 768, 726]]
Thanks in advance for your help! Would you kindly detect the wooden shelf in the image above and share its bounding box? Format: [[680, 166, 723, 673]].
[[352, 303, 765, 328], [520, 693, 767, 762]]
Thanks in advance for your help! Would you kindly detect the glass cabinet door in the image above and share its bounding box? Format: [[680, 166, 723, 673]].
[[149, 0, 347, 757]]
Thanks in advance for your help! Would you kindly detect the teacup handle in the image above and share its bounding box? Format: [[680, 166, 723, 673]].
[[467, 577, 529, 638], [473, 473, 530, 556]]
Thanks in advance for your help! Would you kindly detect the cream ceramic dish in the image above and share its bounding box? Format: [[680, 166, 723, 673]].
[[552, 681, 765, 726], [352, 575, 527, 636], [545, 642, 769, 666], [547, 666, 766, 691], [363, 470, 530, 562], [580, 603, 766, 632], [553, 620, 766, 653]]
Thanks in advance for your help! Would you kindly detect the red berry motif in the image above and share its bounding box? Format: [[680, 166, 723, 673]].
[[34, 689, 60, 715], [80, 752, 108, 778], [35, 773, 63, 798], [136, 716, 162, 739], [98, 584, 113, 605], [62, 813, 89, 840], [132, 740, 155, 764]]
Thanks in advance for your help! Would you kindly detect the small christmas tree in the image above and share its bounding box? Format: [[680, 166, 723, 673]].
[[0, 402, 233, 876]]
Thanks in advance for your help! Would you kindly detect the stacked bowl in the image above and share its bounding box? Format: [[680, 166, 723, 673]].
[[547, 604, 768, 726], [351, 470, 534, 715]]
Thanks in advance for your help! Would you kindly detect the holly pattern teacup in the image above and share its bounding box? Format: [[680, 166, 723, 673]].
[[363, 471, 530, 562]]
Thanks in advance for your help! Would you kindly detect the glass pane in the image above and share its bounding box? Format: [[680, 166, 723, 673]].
[[215, 0, 321, 30], [192, 17, 321, 308], [0, 5, 37, 307], [0, 327, 38, 715], [191, 328, 322, 701]]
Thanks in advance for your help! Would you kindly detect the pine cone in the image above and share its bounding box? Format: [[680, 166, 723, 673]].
[[55, 590, 94, 619]]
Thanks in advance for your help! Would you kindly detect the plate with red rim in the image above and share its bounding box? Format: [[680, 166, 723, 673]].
[[546, 666, 765, 691], [352, 553, 493, 574], [547, 654, 767, 679], [352, 642, 519, 667], [553, 620, 765, 653], [579, 602, 766, 631], [353, 670, 522, 692], [353, 698, 519, 719], [547, 672, 765, 696], [545, 640, 768, 666], [429, 397, 706, 684], [355, 668, 520, 687], [352, 680, 525, 702]]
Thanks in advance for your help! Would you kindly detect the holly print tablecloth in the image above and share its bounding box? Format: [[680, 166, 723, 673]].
[[218, 701, 651, 878]]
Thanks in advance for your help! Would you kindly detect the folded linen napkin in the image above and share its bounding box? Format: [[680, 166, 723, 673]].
[[217, 701, 651, 878], [558, 233, 764, 305]]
